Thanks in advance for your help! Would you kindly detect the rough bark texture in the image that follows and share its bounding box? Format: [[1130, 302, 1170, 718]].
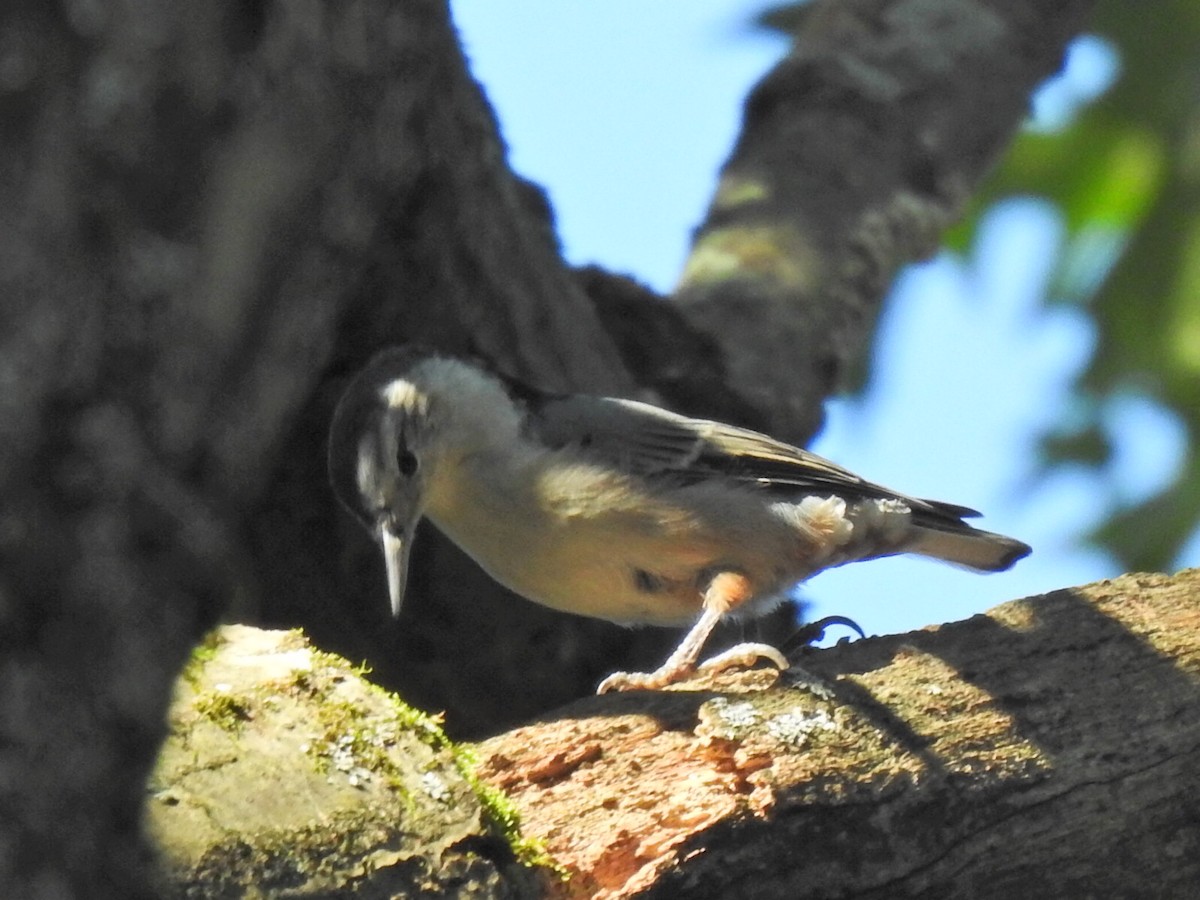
[[147, 626, 547, 898], [148, 571, 1200, 897], [0, 2, 624, 896], [476, 569, 1200, 899], [675, 0, 1095, 443], [0, 0, 1095, 896]]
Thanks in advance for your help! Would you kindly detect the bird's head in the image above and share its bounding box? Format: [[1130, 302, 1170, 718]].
[[328, 348, 446, 618]]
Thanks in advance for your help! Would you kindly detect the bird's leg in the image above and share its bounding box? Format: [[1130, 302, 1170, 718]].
[[595, 605, 723, 694], [596, 572, 789, 693]]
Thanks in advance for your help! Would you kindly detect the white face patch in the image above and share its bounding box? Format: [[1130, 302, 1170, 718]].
[[356, 434, 383, 507], [379, 380, 425, 414]]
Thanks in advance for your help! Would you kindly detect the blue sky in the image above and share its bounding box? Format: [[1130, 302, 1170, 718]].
[[451, 1, 1192, 639]]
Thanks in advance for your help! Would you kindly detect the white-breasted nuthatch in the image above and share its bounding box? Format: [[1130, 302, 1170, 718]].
[[328, 348, 1030, 693]]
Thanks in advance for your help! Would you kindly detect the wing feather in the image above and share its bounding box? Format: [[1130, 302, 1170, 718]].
[[521, 392, 980, 527]]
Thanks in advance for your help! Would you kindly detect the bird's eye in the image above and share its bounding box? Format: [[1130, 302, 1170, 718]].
[[397, 447, 419, 477]]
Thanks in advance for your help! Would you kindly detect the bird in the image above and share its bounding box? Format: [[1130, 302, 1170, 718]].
[[328, 347, 1031, 693]]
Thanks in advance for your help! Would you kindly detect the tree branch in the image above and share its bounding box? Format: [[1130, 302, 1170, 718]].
[[673, 0, 1095, 443], [150, 570, 1200, 897], [475, 569, 1200, 898]]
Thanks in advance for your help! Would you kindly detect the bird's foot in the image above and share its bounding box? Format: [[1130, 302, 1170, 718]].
[[596, 642, 789, 694], [697, 641, 789, 676], [782, 615, 866, 654], [596, 667, 686, 694]]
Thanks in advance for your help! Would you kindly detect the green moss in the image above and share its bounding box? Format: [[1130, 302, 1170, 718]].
[[185, 629, 563, 879], [304, 697, 405, 788], [469, 771, 566, 879], [284, 667, 316, 695], [181, 629, 227, 689], [712, 174, 770, 209], [296, 657, 455, 807], [678, 222, 819, 291], [356, 679, 563, 876], [192, 689, 252, 734]]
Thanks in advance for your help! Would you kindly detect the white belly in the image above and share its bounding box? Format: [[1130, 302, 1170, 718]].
[[425, 457, 810, 625]]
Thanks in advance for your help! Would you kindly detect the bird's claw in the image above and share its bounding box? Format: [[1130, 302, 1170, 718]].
[[596, 642, 789, 694], [596, 669, 677, 694], [696, 641, 789, 675], [784, 614, 866, 653]]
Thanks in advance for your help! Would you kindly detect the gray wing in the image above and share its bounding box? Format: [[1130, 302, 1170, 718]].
[[523, 393, 981, 524]]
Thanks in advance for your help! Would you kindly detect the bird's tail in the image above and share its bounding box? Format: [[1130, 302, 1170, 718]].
[[908, 525, 1031, 572]]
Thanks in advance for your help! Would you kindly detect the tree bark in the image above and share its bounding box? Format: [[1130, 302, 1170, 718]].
[[674, 0, 1095, 443], [147, 570, 1200, 897], [476, 569, 1200, 899], [0, 0, 1094, 896], [146, 626, 549, 899]]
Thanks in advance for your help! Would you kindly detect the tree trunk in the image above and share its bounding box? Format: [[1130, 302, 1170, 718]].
[[0, 1, 1092, 896]]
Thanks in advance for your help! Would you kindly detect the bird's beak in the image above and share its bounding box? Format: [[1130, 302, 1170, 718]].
[[379, 520, 414, 618]]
